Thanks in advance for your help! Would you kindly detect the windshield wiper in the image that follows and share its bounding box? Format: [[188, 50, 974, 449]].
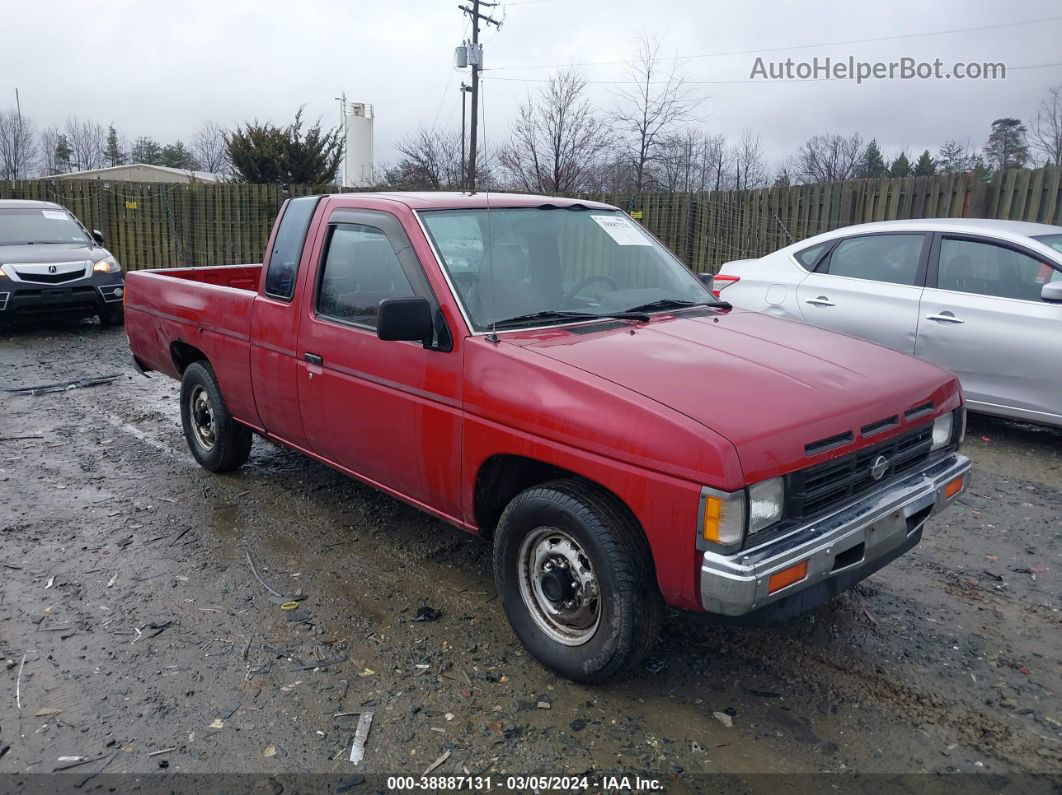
[[625, 297, 731, 312], [492, 309, 650, 328]]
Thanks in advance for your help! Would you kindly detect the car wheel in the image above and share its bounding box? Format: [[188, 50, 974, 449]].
[[99, 308, 124, 327], [493, 479, 663, 683], [180, 361, 252, 472]]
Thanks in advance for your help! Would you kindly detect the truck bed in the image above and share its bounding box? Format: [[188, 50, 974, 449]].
[[125, 264, 264, 427]]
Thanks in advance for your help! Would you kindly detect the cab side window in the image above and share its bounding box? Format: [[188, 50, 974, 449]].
[[937, 237, 1062, 301], [824, 234, 925, 286], [317, 224, 416, 328], [264, 196, 318, 300]]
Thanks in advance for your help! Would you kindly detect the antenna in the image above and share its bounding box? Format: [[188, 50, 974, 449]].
[[483, 77, 499, 344]]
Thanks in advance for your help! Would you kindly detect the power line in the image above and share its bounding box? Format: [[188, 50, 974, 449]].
[[487, 14, 1062, 72]]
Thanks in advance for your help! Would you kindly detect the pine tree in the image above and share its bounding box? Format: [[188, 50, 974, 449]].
[[105, 125, 124, 167], [161, 141, 197, 169], [131, 136, 163, 165], [984, 118, 1029, 171], [226, 109, 343, 184], [54, 134, 73, 173], [857, 139, 888, 178], [913, 150, 936, 177], [889, 152, 911, 177], [937, 140, 969, 173]]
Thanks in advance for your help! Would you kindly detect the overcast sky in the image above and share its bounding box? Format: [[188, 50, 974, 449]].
[[3, 0, 1062, 172]]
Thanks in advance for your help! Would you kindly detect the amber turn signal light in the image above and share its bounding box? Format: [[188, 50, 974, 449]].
[[944, 475, 964, 499], [768, 560, 808, 594]]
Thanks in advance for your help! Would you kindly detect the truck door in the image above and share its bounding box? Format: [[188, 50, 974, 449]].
[[295, 207, 463, 521], [249, 196, 322, 448]]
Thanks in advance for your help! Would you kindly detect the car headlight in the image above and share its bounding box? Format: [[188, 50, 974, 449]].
[[931, 412, 954, 451], [93, 256, 121, 273], [748, 477, 785, 535], [700, 490, 745, 548]]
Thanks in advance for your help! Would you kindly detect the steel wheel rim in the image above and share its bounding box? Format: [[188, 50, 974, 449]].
[[189, 385, 217, 451], [517, 526, 600, 646]]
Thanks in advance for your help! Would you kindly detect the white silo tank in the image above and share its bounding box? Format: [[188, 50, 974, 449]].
[[343, 102, 374, 187]]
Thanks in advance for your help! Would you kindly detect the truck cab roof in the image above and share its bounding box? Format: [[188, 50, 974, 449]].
[[335, 191, 616, 212]]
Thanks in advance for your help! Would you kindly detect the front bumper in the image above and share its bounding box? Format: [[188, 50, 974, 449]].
[[0, 276, 123, 320], [699, 452, 970, 617]]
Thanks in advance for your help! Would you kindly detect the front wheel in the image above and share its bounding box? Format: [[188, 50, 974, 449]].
[[493, 479, 663, 683], [180, 361, 252, 472]]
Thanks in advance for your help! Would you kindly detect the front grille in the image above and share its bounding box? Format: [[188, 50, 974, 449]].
[[14, 269, 83, 284], [785, 423, 934, 521]]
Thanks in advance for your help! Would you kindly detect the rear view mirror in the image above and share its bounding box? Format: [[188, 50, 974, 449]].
[[1042, 282, 1062, 303], [377, 297, 433, 345], [92, 229, 105, 245]]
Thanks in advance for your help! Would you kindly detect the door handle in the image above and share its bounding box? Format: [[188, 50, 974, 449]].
[[806, 296, 835, 307], [304, 353, 324, 366], [925, 313, 965, 324]]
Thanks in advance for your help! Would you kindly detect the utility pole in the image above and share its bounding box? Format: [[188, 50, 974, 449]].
[[460, 82, 471, 187], [458, 0, 500, 193]]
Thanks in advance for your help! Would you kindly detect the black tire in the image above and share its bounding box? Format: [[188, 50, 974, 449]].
[[99, 308, 124, 327], [493, 479, 664, 683], [180, 361, 252, 472]]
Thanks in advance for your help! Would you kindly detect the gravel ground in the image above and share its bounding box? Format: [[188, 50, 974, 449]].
[[0, 320, 1059, 790]]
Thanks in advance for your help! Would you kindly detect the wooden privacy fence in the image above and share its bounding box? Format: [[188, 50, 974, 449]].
[[2, 166, 1062, 272]]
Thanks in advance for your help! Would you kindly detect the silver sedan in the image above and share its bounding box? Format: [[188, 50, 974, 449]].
[[714, 219, 1062, 427]]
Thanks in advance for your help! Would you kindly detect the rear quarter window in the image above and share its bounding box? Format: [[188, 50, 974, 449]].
[[795, 242, 829, 268]]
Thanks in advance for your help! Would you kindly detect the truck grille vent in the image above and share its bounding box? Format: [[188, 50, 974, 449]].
[[905, 401, 935, 420], [567, 320, 630, 335], [786, 423, 934, 521], [804, 430, 854, 456]]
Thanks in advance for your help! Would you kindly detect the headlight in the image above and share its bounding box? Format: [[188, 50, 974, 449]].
[[93, 256, 121, 273], [931, 412, 954, 451], [748, 477, 784, 535]]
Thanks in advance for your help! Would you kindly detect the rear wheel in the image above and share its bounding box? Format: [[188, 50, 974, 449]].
[[493, 479, 663, 683], [180, 362, 252, 472]]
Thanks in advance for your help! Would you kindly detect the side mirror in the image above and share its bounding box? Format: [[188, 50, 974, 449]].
[[92, 229, 105, 245], [1042, 281, 1062, 303], [697, 273, 714, 286], [377, 297, 433, 345]]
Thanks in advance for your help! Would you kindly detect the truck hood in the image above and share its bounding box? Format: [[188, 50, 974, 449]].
[[510, 309, 959, 482]]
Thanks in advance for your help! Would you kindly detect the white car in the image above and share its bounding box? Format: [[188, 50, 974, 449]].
[[713, 218, 1062, 427]]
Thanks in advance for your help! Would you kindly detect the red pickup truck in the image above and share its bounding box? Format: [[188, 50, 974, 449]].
[[125, 192, 970, 682]]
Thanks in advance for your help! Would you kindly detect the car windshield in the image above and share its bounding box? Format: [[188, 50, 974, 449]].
[[419, 207, 714, 330], [0, 207, 90, 245]]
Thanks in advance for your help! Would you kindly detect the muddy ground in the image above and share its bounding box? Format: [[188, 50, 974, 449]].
[[0, 321, 1059, 790]]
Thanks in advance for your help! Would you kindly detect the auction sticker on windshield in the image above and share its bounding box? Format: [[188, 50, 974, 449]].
[[42, 210, 68, 220], [591, 214, 652, 246]]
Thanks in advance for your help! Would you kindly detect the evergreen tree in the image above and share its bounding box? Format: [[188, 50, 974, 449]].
[[937, 140, 970, 173], [889, 152, 911, 177], [857, 139, 888, 178], [105, 125, 124, 167], [54, 134, 73, 173], [160, 141, 197, 169], [131, 136, 163, 165], [913, 150, 936, 177], [984, 118, 1029, 171], [226, 109, 343, 184]]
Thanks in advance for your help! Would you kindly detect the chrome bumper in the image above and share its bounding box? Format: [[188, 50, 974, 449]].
[[699, 453, 970, 616]]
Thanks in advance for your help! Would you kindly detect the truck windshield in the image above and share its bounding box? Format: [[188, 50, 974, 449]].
[[419, 207, 714, 330], [0, 208, 90, 245]]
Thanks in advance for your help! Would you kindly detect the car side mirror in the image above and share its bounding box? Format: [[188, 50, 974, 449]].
[[698, 273, 714, 286], [92, 229, 104, 245], [377, 297, 433, 345], [1042, 281, 1062, 303]]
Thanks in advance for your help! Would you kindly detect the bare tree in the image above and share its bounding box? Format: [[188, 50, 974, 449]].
[[65, 117, 107, 171], [0, 107, 37, 180], [1030, 84, 1062, 167], [192, 121, 230, 174], [384, 127, 468, 190], [731, 130, 766, 191], [702, 133, 731, 191], [38, 125, 61, 175], [498, 69, 612, 194], [612, 33, 700, 190], [796, 132, 864, 183]]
